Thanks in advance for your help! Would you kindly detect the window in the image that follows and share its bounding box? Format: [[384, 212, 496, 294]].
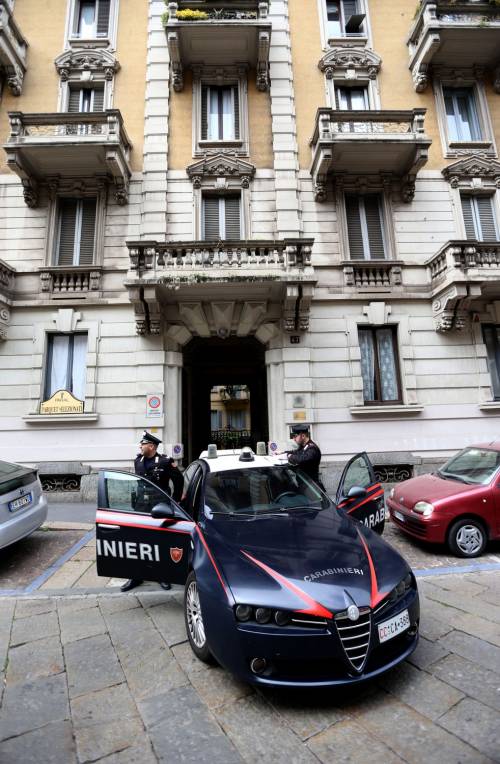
[[482, 326, 500, 399], [461, 195, 499, 241], [336, 86, 369, 110], [73, 0, 110, 38], [228, 410, 246, 430], [201, 84, 239, 141], [211, 410, 223, 430], [55, 198, 97, 265], [443, 87, 482, 142], [67, 86, 104, 113], [325, 0, 365, 38], [345, 194, 386, 259], [203, 195, 241, 240], [358, 326, 401, 404], [45, 334, 87, 401]]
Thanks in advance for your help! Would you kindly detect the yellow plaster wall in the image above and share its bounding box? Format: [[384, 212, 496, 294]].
[[288, 0, 326, 170]]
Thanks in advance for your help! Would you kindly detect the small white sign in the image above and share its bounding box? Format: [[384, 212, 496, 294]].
[[146, 393, 163, 418]]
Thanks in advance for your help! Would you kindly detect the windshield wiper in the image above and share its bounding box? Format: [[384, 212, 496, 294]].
[[438, 471, 473, 484]]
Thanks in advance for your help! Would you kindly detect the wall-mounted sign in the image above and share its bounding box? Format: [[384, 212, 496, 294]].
[[293, 410, 307, 421], [146, 393, 163, 418], [40, 390, 84, 415]]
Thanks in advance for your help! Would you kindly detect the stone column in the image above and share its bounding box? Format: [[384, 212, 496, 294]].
[[164, 350, 183, 447], [265, 348, 287, 443]]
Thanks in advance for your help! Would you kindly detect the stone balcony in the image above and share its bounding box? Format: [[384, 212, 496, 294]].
[[0, 258, 15, 340], [125, 239, 316, 337], [3, 110, 132, 207], [39, 266, 103, 297], [408, 1, 500, 92], [0, 0, 28, 96], [342, 261, 404, 293], [165, 0, 271, 91], [310, 108, 431, 202]]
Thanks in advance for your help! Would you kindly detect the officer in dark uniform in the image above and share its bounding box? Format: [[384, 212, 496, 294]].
[[121, 431, 184, 593], [284, 424, 324, 489]]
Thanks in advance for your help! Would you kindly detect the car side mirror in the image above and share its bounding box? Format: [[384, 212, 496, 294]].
[[347, 485, 367, 500], [151, 502, 175, 519]]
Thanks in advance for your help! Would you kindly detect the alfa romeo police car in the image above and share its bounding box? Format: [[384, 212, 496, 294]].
[[96, 447, 419, 687]]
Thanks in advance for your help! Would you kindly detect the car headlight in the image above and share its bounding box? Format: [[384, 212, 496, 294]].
[[413, 501, 434, 517], [234, 605, 325, 628], [389, 488, 395, 499]]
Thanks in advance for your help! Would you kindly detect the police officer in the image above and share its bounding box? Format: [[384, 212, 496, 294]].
[[121, 431, 184, 593], [284, 424, 324, 488]]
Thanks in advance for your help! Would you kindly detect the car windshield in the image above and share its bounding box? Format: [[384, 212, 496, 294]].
[[204, 466, 330, 516], [438, 447, 500, 485]]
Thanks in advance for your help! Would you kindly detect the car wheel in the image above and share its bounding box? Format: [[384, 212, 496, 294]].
[[184, 571, 214, 663], [448, 518, 487, 558]]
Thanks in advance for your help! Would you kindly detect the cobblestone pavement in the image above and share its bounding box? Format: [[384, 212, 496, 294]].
[[0, 568, 499, 763]]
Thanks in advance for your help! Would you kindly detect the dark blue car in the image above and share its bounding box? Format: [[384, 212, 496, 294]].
[[96, 448, 419, 687]]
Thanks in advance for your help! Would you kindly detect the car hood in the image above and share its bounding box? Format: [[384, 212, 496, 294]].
[[203, 508, 409, 615], [391, 473, 482, 507]]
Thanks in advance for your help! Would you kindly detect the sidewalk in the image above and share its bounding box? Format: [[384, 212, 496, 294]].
[[1, 571, 499, 763]]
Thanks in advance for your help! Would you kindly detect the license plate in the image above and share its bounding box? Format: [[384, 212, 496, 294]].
[[378, 609, 410, 643], [394, 510, 405, 522], [8, 493, 33, 512]]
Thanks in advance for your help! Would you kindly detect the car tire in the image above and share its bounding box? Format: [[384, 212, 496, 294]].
[[447, 518, 487, 558], [184, 571, 214, 664]]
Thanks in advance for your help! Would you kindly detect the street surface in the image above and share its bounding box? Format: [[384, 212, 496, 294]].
[[0, 507, 499, 762]]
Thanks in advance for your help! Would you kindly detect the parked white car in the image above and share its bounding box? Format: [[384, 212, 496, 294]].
[[0, 461, 48, 550]]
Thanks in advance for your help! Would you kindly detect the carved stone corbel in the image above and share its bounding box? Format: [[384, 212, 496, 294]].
[[22, 179, 39, 208]]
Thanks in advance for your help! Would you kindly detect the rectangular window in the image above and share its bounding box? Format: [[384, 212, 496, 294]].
[[74, 0, 110, 38], [443, 87, 482, 142], [461, 195, 499, 241], [482, 325, 500, 400], [67, 86, 105, 113], [55, 198, 97, 266], [211, 410, 223, 430], [201, 84, 239, 141], [203, 195, 241, 240], [358, 326, 401, 404], [336, 86, 369, 110], [325, 0, 365, 38], [345, 194, 386, 259], [45, 334, 87, 401]]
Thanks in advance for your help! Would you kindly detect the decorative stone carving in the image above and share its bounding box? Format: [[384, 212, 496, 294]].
[[442, 154, 500, 190], [22, 180, 39, 208], [187, 153, 256, 188], [314, 176, 327, 202], [55, 49, 120, 82], [318, 47, 382, 81]]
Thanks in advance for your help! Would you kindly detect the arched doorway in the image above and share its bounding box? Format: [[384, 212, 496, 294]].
[[182, 337, 268, 462]]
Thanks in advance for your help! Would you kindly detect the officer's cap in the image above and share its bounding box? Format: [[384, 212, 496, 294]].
[[290, 424, 310, 435], [140, 431, 162, 446]]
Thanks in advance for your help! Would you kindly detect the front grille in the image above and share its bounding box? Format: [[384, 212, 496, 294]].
[[335, 608, 371, 672]]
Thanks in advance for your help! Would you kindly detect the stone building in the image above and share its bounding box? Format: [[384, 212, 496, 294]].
[[1, 0, 500, 495]]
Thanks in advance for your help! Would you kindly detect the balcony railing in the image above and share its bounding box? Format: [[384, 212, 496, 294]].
[[408, 1, 500, 92], [343, 261, 404, 290], [39, 266, 102, 295], [0, 0, 28, 95], [427, 240, 500, 284], [210, 429, 252, 449]]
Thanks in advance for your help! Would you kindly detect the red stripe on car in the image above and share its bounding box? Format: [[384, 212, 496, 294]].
[[357, 530, 387, 607], [195, 526, 233, 604]]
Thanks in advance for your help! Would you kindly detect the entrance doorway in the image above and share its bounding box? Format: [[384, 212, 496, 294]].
[[182, 337, 268, 462]]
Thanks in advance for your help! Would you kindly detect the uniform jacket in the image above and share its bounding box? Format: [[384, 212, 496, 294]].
[[286, 439, 322, 484], [134, 452, 183, 502]]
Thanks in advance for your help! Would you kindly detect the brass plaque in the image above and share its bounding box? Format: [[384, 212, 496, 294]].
[[40, 390, 84, 414], [292, 410, 307, 421]]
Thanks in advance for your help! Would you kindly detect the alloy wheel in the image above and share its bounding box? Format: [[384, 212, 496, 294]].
[[186, 579, 206, 648], [455, 524, 484, 556]]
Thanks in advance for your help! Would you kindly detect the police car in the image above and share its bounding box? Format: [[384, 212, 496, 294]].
[[96, 447, 419, 687]]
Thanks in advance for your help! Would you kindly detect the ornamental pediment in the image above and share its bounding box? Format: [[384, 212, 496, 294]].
[[318, 47, 381, 80], [442, 154, 500, 188], [55, 48, 120, 81], [187, 153, 256, 188]]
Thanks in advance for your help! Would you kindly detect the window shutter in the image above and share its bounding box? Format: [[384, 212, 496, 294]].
[[57, 199, 78, 265], [345, 195, 364, 260], [203, 197, 220, 239], [224, 196, 241, 240], [92, 87, 105, 112], [232, 84, 240, 139], [201, 85, 208, 140], [78, 199, 97, 264], [343, 0, 357, 20], [461, 196, 477, 239], [68, 88, 82, 113], [476, 196, 498, 241], [97, 0, 110, 36], [364, 195, 385, 259]]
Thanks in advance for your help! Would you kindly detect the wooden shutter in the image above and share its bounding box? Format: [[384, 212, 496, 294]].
[[343, 0, 358, 21], [224, 196, 241, 240], [201, 85, 208, 140], [345, 195, 364, 260], [96, 0, 110, 36], [57, 199, 78, 265], [461, 196, 477, 239], [203, 197, 220, 239], [232, 84, 240, 139], [68, 88, 82, 113], [364, 195, 385, 259], [78, 199, 97, 264], [476, 197, 498, 241], [92, 87, 105, 112]]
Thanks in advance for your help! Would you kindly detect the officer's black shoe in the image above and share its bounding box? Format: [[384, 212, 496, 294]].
[[160, 582, 171, 590], [120, 578, 143, 592]]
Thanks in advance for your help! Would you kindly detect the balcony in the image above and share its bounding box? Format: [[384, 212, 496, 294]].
[[125, 238, 316, 336], [3, 111, 132, 207], [0, 258, 15, 341], [165, 0, 271, 91], [310, 108, 431, 202], [0, 0, 28, 95], [408, 1, 500, 92], [342, 261, 404, 292], [39, 266, 103, 297]]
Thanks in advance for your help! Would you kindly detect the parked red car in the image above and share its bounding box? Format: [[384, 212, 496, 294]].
[[387, 444, 500, 558]]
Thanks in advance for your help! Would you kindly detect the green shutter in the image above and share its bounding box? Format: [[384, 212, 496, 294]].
[[203, 197, 220, 239], [461, 195, 477, 239], [78, 199, 97, 264], [224, 196, 241, 240], [201, 85, 208, 140], [97, 0, 110, 36], [364, 195, 385, 259], [476, 197, 498, 241], [345, 195, 364, 260], [57, 199, 78, 265]]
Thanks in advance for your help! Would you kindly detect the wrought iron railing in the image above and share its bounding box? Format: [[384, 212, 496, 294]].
[[167, 1, 268, 21], [211, 429, 252, 449], [312, 108, 427, 144]]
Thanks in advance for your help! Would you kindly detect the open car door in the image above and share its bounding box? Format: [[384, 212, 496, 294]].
[[335, 452, 385, 533], [96, 470, 195, 584]]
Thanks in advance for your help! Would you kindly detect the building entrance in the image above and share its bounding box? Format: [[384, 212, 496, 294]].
[[182, 337, 268, 462]]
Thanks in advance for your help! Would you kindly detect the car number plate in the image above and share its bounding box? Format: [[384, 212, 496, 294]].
[[394, 510, 405, 522], [378, 609, 410, 643], [8, 493, 33, 512]]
